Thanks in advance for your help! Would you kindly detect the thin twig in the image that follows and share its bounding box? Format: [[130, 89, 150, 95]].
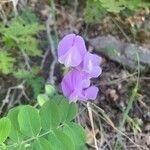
[[40, 46, 50, 70], [90, 103, 144, 150], [21, 48, 32, 71], [0, 5, 8, 24], [0, 81, 25, 114], [11, 0, 19, 16], [81, 102, 145, 149], [46, 8, 57, 85], [97, 72, 137, 86], [87, 102, 99, 150]]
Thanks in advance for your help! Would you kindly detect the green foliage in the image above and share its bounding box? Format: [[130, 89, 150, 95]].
[[0, 51, 16, 74], [38, 85, 78, 123], [48, 129, 75, 150], [18, 105, 41, 137], [45, 84, 56, 97], [14, 68, 44, 98], [127, 116, 143, 133], [103, 0, 150, 11], [100, 0, 125, 13], [0, 85, 86, 150], [84, 0, 106, 24], [7, 107, 25, 142], [0, 19, 44, 56], [39, 100, 60, 130], [0, 117, 11, 144], [84, 0, 150, 23], [63, 123, 86, 150], [29, 77, 44, 98], [20, 8, 39, 24], [37, 94, 49, 106], [0, 11, 45, 97], [32, 137, 52, 149], [124, 0, 150, 10], [58, 97, 78, 123]]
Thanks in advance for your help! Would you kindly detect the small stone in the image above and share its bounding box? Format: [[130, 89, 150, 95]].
[[144, 123, 150, 133], [117, 83, 122, 91], [109, 89, 118, 101], [89, 35, 150, 72]]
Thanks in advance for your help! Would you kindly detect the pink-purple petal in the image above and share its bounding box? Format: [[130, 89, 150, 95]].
[[58, 46, 82, 67], [82, 52, 102, 78], [58, 33, 76, 57], [91, 66, 102, 78], [74, 35, 87, 56], [58, 33, 102, 102], [69, 90, 79, 102], [61, 69, 83, 100], [82, 78, 90, 88], [84, 86, 99, 100], [58, 33, 87, 67]]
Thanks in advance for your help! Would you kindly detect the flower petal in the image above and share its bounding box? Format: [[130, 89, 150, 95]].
[[58, 46, 82, 67], [91, 54, 102, 65], [84, 52, 101, 67], [91, 66, 102, 78], [82, 78, 90, 88], [82, 52, 102, 78], [69, 90, 79, 102], [61, 69, 83, 100], [74, 35, 87, 56], [58, 33, 76, 57], [83, 86, 99, 100]]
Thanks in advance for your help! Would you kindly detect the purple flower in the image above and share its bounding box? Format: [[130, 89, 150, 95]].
[[61, 69, 99, 102], [78, 52, 102, 78], [58, 33, 102, 102], [58, 34, 87, 67]]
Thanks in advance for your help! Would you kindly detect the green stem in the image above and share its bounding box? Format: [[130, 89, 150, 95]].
[[0, 124, 64, 149]]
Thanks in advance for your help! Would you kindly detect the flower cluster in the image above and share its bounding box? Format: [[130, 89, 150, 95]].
[[58, 33, 102, 102]]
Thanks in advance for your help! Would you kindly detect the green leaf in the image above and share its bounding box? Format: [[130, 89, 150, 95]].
[[100, 0, 125, 13], [32, 137, 52, 150], [52, 94, 65, 104], [20, 8, 39, 24], [14, 69, 44, 98], [0, 18, 44, 57], [125, 0, 150, 10], [7, 107, 25, 142], [0, 117, 11, 144], [37, 94, 49, 106], [57, 96, 77, 122], [8, 144, 26, 150], [1, 21, 44, 37], [45, 84, 56, 96], [48, 129, 75, 150], [84, 0, 106, 24], [14, 67, 41, 80], [18, 37, 42, 56], [28, 77, 44, 98], [0, 51, 16, 74], [63, 123, 86, 150], [18, 105, 41, 137], [14, 69, 33, 79], [39, 101, 60, 130]]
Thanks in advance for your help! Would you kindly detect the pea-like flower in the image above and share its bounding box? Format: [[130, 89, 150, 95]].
[[78, 52, 102, 78], [58, 33, 87, 67], [61, 69, 99, 102], [58, 33, 102, 102]]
